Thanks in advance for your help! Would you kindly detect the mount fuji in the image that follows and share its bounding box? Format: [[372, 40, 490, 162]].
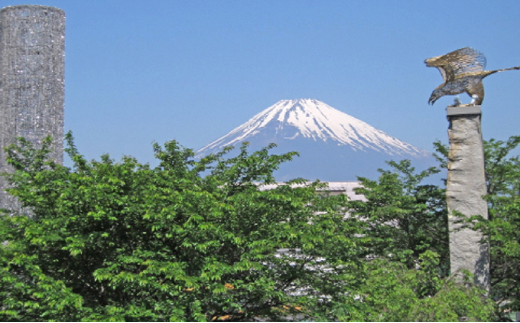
[[196, 99, 435, 181]]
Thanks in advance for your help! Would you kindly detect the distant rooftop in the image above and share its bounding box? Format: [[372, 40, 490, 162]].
[[257, 181, 365, 201]]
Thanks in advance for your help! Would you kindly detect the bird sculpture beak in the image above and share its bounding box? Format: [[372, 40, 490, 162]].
[[424, 56, 440, 67], [428, 96, 437, 105]]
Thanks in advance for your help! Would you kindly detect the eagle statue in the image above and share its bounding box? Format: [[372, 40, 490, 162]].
[[425, 47, 520, 105]]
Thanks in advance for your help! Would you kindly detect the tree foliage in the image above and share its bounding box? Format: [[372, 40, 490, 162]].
[[339, 252, 494, 322], [474, 136, 520, 317], [0, 134, 363, 321], [350, 160, 449, 273], [0, 133, 497, 321], [435, 135, 520, 319]]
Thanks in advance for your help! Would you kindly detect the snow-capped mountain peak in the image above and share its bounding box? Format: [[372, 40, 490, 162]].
[[197, 99, 428, 157]]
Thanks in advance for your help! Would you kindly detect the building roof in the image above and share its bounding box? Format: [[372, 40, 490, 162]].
[[257, 181, 366, 201]]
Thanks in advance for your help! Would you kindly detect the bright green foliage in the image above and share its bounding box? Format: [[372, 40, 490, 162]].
[[0, 133, 498, 321], [0, 134, 362, 321], [435, 136, 520, 318], [482, 194, 520, 316], [350, 160, 449, 273], [483, 136, 520, 196], [342, 158, 495, 321], [337, 251, 495, 322], [472, 136, 520, 317]]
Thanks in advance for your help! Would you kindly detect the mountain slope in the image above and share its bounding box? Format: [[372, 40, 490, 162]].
[[197, 99, 435, 181]]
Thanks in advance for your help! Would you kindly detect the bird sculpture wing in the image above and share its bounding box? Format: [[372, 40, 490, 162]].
[[425, 47, 487, 84]]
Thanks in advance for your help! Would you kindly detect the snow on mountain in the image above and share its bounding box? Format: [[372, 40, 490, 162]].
[[196, 99, 435, 181], [198, 99, 428, 157]]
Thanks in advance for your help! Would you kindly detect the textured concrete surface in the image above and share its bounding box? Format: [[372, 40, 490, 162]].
[[0, 5, 65, 214], [446, 107, 490, 290]]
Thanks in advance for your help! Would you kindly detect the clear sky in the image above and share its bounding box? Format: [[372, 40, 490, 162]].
[[3, 0, 520, 166]]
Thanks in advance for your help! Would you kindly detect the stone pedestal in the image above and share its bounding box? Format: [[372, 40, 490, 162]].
[[446, 105, 490, 290], [0, 5, 65, 213]]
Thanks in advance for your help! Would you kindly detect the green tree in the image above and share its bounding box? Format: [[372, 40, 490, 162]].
[[470, 136, 520, 317], [342, 158, 495, 321], [337, 251, 495, 322], [350, 160, 449, 273], [0, 134, 497, 321], [434, 135, 520, 319], [0, 134, 362, 321]]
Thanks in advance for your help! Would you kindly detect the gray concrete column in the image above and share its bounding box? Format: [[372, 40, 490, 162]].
[[0, 5, 65, 213], [446, 105, 490, 290]]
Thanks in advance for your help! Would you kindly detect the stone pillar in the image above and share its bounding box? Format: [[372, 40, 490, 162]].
[[0, 5, 65, 213], [446, 105, 490, 290]]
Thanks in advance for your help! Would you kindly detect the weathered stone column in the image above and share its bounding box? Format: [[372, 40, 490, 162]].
[[446, 105, 490, 290], [0, 5, 65, 213]]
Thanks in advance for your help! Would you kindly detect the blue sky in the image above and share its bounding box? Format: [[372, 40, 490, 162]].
[[4, 0, 520, 165]]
